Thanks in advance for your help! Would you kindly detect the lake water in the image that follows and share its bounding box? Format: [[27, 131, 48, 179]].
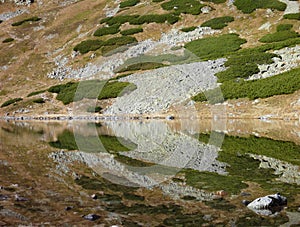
[[0, 119, 300, 226]]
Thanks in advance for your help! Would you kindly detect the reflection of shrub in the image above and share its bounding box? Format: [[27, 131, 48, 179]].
[[201, 16, 234, 29], [185, 33, 246, 60], [12, 16, 41, 26], [283, 13, 300, 20], [234, 0, 286, 13], [120, 27, 143, 36], [94, 24, 120, 37], [259, 30, 299, 43], [1, 98, 23, 107], [3, 38, 14, 43], [73, 40, 104, 54], [120, 0, 140, 8]]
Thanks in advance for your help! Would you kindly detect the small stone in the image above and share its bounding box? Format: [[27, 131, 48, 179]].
[[0, 194, 8, 201], [83, 213, 100, 221], [91, 194, 98, 200], [203, 214, 212, 221], [241, 192, 251, 197], [15, 195, 28, 202], [65, 206, 73, 211]]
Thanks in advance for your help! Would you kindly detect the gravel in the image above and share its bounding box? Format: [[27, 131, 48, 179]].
[[278, 0, 299, 14]]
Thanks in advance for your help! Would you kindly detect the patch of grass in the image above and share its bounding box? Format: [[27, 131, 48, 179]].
[[49, 129, 136, 153], [87, 106, 102, 113], [283, 13, 300, 20], [94, 24, 120, 37], [104, 36, 137, 46], [180, 26, 197, 32], [120, 0, 140, 8], [185, 33, 246, 60], [201, 16, 234, 29], [115, 62, 166, 73], [202, 0, 226, 3], [120, 27, 143, 36], [234, 0, 286, 14], [259, 30, 299, 43], [2, 38, 14, 43], [161, 0, 205, 15], [27, 90, 45, 97], [276, 23, 293, 32], [32, 98, 45, 104], [1, 98, 23, 108], [12, 16, 41, 26], [48, 80, 137, 105], [100, 14, 179, 26], [73, 39, 104, 54], [193, 67, 300, 102]]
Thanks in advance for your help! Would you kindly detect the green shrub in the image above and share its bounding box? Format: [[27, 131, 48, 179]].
[[120, 27, 143, 35], [283, 13, 300, 20], [259, 30, 299, 43], [12, 16, 41, 26], [181, 26, 197, 32], [193, 67, 300, 102], [105, 36, 137, 45], [94, 24, 120, 37], [48, 80, 137, 105], [276, 24, 293, 32], [120, 0, 140, 8], [87, 106, 102, 113], [216, 63, 259, 82], [32, 98, 45, 103], [185, 33, 246, 60], [201, 0, 226, 3], [115, 62, 165, 73], [161, 0, 205, 15], [2, 38, 14, 43], [152, 0, 165, 2], [100, 15, 139, 25], [74, 40, 104, 54], [27, 90, 46, 97], [234, 0, 286, 14], [201, 16, 234, 29], [1, 98, 23, 108]]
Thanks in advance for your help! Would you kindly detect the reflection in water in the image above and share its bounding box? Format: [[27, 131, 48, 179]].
[[0, 120, 300, 225]]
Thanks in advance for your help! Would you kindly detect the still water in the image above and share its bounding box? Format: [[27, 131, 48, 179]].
[[0, 119, 300, 226]]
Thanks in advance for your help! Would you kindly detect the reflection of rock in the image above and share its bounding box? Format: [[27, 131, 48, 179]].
[[249, 154, 300, 185], [106, 121, 227, 174], [243, 193, 287, 216]]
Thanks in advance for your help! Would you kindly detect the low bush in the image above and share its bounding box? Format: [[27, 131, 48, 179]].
[[12, 16, 41, 26], [73, 40, 104, 54], [201, 16, 234, 29], [181, 26, 197, 32], [234, 0, 286, 14], [216, 63, 259, 82], [161, 0, 205, 15], [283, 13, 300, 20], [1, 98, 23, 108], [120, 0, 140, 8], [104, 36, 137, 46], [48, 80, 137, 105], [120, 27, 143, 35], [193, 67, 300, 102], [185, 33, 246, 60], [201, 0, 226, 3], [27, 90, 46, 97], [32, 98, 45, 103], [94, 24, 120, 37], [115, 62, 165, 73], [259, 30, 299, 43], [276, 23, 293, 31], [2, 38, 14, 43], [87, 106, 102, 113]]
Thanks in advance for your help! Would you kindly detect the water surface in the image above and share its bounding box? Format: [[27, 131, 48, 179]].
[[0, 119, 300, 226]]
